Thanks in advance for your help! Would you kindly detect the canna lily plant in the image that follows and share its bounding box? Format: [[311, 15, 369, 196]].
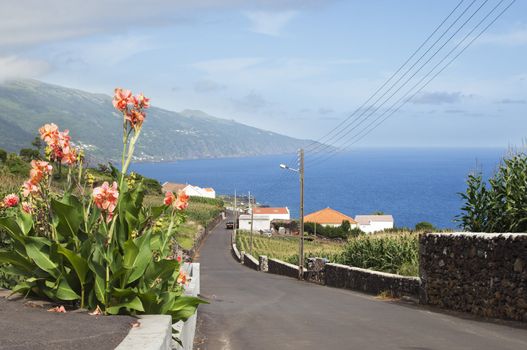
[[0, 88, 205, 321]]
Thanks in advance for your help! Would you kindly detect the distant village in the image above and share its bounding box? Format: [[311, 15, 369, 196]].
[[162, 182, 394, 235]]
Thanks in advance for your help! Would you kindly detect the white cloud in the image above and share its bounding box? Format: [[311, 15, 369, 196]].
[[192, 57, 264, 74], [479, 26, 527, 46], [194, 79, 227, 93], [0, 56, 50, 81], [245, 11, 297, 36]]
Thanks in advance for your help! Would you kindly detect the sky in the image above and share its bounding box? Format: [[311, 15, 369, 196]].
[[0, 0, 526, 148]]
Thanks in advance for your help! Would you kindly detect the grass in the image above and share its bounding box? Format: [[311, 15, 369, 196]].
[[235, 231, 345, 265]]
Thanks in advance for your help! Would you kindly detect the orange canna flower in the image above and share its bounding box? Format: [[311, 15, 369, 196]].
[[3, 194, 19, 208], [113, 88, 133, 111], [61, 148, 77, 165], [125, 110, 145, 128], [134, 93, 150, 109], [174, 190, 189, 211], [177, 271, 188, 285], [92, 181, 119, 213], [39, 123, 59, 144]]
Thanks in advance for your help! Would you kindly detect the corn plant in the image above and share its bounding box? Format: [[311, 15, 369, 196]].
[[458, 151, 527, 232]]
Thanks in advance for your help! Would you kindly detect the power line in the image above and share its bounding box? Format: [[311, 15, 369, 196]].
[[308, 0, 514, 169], [305, 0, 473, 155], [307, 0, 486, 157]]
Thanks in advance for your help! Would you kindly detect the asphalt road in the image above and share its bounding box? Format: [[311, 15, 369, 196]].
[[195, 216, 527, 350]]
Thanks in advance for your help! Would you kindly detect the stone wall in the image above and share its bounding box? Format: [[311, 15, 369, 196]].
[[243, 253, 259, 271], [420, 232, 527, 322], [325, 263, 420, 298], [232, 243, 241, 262], [268, 258, 300, 279]]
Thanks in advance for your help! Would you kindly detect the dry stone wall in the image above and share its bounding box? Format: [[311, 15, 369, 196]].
[[420, 232, 527, 322]]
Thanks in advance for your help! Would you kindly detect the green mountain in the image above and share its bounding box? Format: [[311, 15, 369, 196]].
[[0, 80, 319, 162]]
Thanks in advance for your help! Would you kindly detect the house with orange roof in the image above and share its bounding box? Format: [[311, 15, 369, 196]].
[[304, 207, 358, 228]]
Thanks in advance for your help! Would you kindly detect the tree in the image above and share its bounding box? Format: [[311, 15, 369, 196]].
[[31, 136, 43, 153], [19, 148, 40, 161], [415, 221, 435, 232], [373, 211, 385, 215]]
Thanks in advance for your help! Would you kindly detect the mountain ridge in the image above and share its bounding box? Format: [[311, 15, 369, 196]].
[[0, 79, 320, 162]]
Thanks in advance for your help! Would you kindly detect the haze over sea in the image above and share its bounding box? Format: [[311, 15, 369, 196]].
[[132, 148, 506, 229]]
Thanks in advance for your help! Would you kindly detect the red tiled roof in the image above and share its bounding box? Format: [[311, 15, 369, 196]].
[[304, 207, 357, 225], [203, 188, 215, 192], [253, 207, 289, 215]]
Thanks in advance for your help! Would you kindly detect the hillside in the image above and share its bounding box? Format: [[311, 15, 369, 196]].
[[0, 80, 319, 162]]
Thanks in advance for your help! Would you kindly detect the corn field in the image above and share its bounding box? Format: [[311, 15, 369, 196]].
[[337, 233, 419, 276]]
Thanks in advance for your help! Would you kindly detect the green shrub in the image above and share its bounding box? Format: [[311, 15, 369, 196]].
[[0, 149, 6, 163], [415, 221, 435, 232]]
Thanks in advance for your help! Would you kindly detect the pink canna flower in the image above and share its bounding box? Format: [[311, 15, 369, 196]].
[[3, 194, 19, 208], [22, 181, 39, 197], [113, 88, 133, 111], [92, 181, 119, 214], [21, 201, 32, 214], [61, 148, 77, 165]]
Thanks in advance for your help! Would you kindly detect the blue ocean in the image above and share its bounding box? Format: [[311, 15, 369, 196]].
[[131, 148, 505, 229]]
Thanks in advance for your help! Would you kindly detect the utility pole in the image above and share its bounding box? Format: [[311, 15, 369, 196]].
[[233, 189, 237, 244], [249, 191, 254, 256], [299, 148, 305, 280]]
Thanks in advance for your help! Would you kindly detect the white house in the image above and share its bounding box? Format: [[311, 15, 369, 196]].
[[239, 207, 290, 232], [238, 214, 271, 231], [182, 185, 216, 199], [252, 207, 290, 221], [355, 215, 394, 233], [161, 182, 216, 199]]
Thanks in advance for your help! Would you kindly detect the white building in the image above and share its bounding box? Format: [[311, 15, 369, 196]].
[[182, 185, 216, 199], [238, 214, 271, 231], [239, 207, 290, 232], [355, 215, 394, 234], [252, 207, 290, 221], [161, 182, 216, 199]]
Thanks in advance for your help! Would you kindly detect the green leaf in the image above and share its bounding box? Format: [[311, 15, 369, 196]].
[[123, 239, 139, 270], [111, 287, 137, 298], [106, 296, 144, 314], [54, 278, 80, 301], [0, 250, 34, 272], [94, 275, 106, 304], [51, 198, 83, 238], [169, 296, 207, 321], [56, 244, 89, 285], [0, 217, 26, 245], [24, 237, 59, 278], [16, 212, 34, 235], [127, 232, 152, 284], [144, 259, 177, 288]]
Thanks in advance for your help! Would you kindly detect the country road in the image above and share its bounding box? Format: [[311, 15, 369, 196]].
[[195, 216, 527, 350]]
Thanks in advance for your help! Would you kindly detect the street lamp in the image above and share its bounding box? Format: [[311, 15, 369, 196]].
[[279, 149, 304, 280]]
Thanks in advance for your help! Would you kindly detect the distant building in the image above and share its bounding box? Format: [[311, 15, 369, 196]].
[[239, 207, 290, 232], [304, 207, 358, 228], [161, 182, 216, 199], [355, 215, 394, 233], [238, 214, 270, 232]]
